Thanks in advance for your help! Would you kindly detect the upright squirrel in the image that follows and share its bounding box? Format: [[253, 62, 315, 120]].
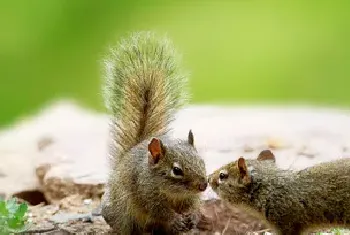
[[100, 31, 208, 234], [209, 150, 350, 235]]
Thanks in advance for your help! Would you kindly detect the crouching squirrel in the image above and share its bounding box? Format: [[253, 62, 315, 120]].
[[209, 150, 350, 235], [100, 31, 208, 234]]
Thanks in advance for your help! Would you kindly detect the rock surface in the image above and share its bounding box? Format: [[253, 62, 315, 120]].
[[25, 196, 268, 234], [2, 100, 350, 234], [1, 100, 350, 201]]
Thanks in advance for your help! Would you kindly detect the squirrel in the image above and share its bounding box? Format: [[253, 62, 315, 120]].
[[100, 31, 208, 234], [208, 149, 350, 235]]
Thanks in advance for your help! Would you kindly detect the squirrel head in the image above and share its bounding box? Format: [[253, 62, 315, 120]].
[[208, 150, 276, 204], [147, 130, 208, 198]]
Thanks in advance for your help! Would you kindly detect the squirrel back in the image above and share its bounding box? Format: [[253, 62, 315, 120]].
[[209, 150, 350, 235], [101, 31, 207, 234], [102, 31, 188, 163]]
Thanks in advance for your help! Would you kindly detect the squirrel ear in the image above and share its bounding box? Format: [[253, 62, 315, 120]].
[[237, 157, 251, 184], [257, 150, 276, 162], [188, 130, 194, 146], [148, 138, 165, 164]]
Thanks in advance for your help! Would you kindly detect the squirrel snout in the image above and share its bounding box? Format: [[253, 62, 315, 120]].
[[208, 176, 218, 189], [198, 181, 208, 191]]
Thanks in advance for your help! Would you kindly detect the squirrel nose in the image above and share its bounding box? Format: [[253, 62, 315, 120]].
[[198, 181, 208, 191], [208, 176, 218, 189]]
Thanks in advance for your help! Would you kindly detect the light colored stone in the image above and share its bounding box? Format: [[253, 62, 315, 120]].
[[1, 100, 350, 202], [83, 199, 92, 205], [49, 212, 92, 224]]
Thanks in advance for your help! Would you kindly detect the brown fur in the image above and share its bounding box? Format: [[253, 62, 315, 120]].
[[101, 31, 207, 234], [209, 150, 350, 235]]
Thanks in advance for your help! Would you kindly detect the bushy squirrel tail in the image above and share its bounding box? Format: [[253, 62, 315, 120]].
[[102, 31, 188, 161]]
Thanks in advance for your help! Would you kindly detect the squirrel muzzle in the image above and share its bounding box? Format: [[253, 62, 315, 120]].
[[208, 175, 219, 190], [198, 181, 208, 192]]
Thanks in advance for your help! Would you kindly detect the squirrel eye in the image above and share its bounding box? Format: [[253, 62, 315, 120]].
[[219, 172, 228, 180], [172, 167, 184, 176]]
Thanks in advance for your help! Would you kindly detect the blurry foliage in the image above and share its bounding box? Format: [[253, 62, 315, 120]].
[[0, 198, 28, 234], [1, 0, 350, 125]]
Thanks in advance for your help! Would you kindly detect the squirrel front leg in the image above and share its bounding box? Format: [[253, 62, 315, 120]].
[[169, 198, 201, 234], [148, 207, 199, 235], [169, 212, 199, 234]]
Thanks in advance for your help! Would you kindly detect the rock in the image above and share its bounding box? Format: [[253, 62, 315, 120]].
[[0, 100, 109, 203], [25, 222, 57, 234], [243, 145, 255, 153], [265, 137, 287, 150], [297, 145, 317, 159], [36, 164, 51, 187], [29, 204, 60, 223], [27, 197, 269, 235], [57, 216, 110, 234], [50, 213, 93, 224], [2, 100, 350, 204], [91, 206, 102, 216], [37, 136, 55, 152], [83, 199, 92, 205], [26, 195, 350, 234], [34, 101, 109, 203], [26, 196, 110, 233], [42, 176, 104, 204]]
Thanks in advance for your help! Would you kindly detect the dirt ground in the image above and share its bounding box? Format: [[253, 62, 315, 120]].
[[3, 103, 350, 234], [23, 195, 269, 235], [21, 195, 349, 235]]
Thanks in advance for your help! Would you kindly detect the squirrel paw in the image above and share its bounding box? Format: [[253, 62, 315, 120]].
[[171, 213, 198, 233]]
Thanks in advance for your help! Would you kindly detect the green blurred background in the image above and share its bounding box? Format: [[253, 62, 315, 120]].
[[1, 0, 350, 126]]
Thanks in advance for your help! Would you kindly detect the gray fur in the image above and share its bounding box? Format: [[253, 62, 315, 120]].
[[101, 31, 207, 234], [102, 31, 188, 163], [209, 156, 350, 235]]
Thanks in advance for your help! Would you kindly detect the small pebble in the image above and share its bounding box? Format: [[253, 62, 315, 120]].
[[266, 138, 285, 149], [37, 136, 54, 151], [297, 146, 317, 158], [50, 212, 92, 224], [83, 199, 92, 205], [243, 145, 254, 153], [91, 206, 102, 216], [218, 149, 232, 153]]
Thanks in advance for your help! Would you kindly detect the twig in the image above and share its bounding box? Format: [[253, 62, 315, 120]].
[[221, 216, 231, 235]]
